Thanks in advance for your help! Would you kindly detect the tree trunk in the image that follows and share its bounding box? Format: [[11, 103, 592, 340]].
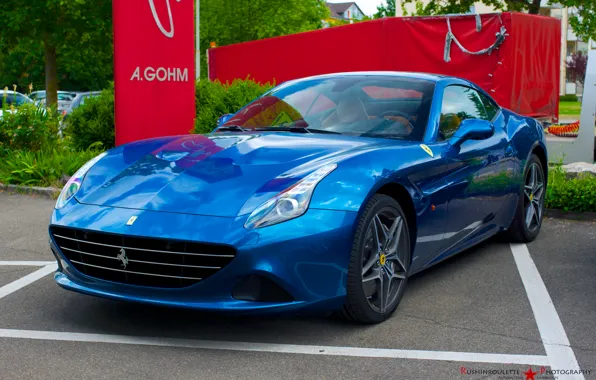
[[528, 0, 541, 14], [43, 33, 58, 107]]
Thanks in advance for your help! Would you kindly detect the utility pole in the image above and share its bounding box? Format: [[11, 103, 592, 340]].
[[395, 0, 399, 16], [196, 0, 200, 80]]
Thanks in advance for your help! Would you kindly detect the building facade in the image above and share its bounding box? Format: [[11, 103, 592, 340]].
[[326, 2, 365, 22], [543, 6, 592, 96]]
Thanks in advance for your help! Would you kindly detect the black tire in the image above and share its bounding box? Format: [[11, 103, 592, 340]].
[[338, 194, 411, 324], [508, 154, 545, 242]]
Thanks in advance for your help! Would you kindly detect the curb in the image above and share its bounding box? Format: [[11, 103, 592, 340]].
[[0, 183, 61, 198], [545, 208, 596, 222]]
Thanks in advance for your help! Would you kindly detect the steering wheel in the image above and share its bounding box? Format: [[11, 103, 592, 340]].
[[377, 110, 415, 134]]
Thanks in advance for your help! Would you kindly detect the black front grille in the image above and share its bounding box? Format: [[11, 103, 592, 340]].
[[50, 226, 236, 288]]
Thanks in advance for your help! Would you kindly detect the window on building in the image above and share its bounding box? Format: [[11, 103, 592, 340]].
[[550, 8, 562, 19], [578, 41, 588, 54]]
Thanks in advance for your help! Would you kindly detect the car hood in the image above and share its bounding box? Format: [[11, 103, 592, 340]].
[[77, 133, 393, 217]]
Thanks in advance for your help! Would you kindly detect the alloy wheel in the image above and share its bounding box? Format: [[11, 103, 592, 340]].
[[524, 162, 544, 231], [361, 208, 408, 314]]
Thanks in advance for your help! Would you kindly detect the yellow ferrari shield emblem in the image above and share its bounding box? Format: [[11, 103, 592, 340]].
[[379, 254, 386, 266], [420, 144, 433, 157]]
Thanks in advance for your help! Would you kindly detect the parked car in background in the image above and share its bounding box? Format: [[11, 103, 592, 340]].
[[59, 92, 102, 134], [30, 90, 77, 114], [28, 91, 45, 102], [0, 90, 34, 117], [63, 91, 101, 118], [30, 91, 77, 103]]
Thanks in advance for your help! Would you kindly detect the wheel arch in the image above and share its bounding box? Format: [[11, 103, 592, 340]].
[[375, 183, 418, 257], [530, 143, 548, 182]]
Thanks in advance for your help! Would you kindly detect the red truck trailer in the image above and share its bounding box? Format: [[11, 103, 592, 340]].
[[208, 12, 561, 122]]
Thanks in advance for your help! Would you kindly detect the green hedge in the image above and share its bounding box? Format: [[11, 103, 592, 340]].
[[65, 79, 273, 149], [0, 102, 60, 152], [64, 84, 115, 151], [193, 78, 273, 134], [559, 94, 578, 102], [0, 143, 102, 187], [545, 165, 596, 212]]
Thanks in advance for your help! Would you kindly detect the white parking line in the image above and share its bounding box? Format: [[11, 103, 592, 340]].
[[0, 261, 55, 266], [0, 249, 578, 371], [0, 328, 550, 365], [510, 243, 585, 380], [0, 264, 57, 300]]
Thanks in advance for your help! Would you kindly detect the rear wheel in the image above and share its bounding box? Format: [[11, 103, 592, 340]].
[[339, 194, 410, 324], [508, 154, 545, 242]]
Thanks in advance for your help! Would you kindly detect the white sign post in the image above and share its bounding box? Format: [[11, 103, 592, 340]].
[[196, 0, 200, 80], [547, 50, 595, 164]]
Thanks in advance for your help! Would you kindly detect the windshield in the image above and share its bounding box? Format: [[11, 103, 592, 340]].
[[79, 94, 97, 106], [58, 93, 75, 101], [222, 75, 435, 141], [0, 93, 33, 107], [32, 92, 74, 101]]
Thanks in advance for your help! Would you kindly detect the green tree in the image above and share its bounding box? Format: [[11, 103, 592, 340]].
[[0, 38, 46, 93], [0, 0, 112, 105], [200, 0, 329, 77], [558, 1, 596, 42], [376, 0, 594, 41], [374, 0, 396, 18]]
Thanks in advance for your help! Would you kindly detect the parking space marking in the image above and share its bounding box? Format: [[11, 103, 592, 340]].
[[510, 243, 584, 380], [0, 261, 55, 266], [0, 264, 57, 300], [0, 328, 550, 365], [0, 250, 574, 370]]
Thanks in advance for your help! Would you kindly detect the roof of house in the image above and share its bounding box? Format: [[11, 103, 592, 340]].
[[326, 2, 364, 18]]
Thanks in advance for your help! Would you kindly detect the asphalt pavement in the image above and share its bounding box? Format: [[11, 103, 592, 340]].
[[0, 192, 594, 380]]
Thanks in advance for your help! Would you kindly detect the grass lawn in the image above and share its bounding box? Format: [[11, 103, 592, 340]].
[[559, 101, 581, 120]]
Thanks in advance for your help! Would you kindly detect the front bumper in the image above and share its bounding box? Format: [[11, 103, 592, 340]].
[[50, 201, 357, 313]]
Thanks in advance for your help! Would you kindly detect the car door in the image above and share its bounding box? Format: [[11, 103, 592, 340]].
[[432, 85, 515, 262]]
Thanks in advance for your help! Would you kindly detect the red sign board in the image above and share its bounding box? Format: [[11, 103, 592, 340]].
[[113, 0, 195, 146]]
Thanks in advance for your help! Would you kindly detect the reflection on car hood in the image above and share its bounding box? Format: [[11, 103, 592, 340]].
[[76, 132, 394, 217]]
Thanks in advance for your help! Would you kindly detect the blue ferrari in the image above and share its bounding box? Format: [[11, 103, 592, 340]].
[[50, 72, 547, 323]]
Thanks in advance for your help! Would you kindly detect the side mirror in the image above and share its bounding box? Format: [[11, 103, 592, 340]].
[[217, 113, 234, 127], [449, 119, 494, 148]]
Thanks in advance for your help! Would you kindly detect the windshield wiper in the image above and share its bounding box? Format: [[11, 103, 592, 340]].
[[255, 127, 341, 135], [216, 125, 248, 132], [217, 125, 342, 135], [303, 128, 342, 135]]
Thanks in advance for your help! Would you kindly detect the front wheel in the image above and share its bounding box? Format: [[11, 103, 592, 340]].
[[339, 194, 410, 324], [508, 154, 546, 242]]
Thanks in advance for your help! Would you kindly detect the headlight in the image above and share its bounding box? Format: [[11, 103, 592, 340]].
[[55, 152, 107, 209], [244, 163, 337, 229]]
